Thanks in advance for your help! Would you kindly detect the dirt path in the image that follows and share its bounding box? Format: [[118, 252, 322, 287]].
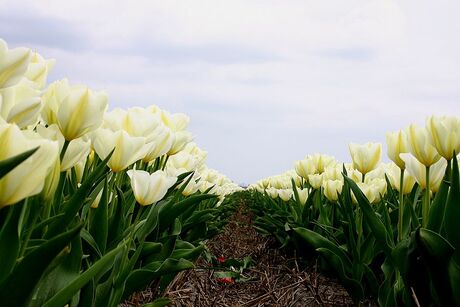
[[163, 204, 354, 306]]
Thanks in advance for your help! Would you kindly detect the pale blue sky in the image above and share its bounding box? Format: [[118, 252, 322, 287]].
[[1, 0, 459, 184]]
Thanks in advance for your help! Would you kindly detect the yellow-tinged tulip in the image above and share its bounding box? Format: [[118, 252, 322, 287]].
[[294, 159, 316, 179], [127, 170, 177, 206], [406, 124, 440, 166], [296, 188, 309, 205], [181, 179, 200, 196], [308, 173, 323, 189], [266, 187, 278, 199], [349, 142, 382, 175], [92, 128, 147, 172], [0, 123, 59, 208], [322, 179, 343, 202], [36, 124, 91, 171], [168, 131, 193, 155], [426, 115, 460, 160], [161, 110, 189, 132], [142, 125, 175, 162], [278, 189, 292, 202], [42, 79, 108, 140], [167, 151, 202, 172], [124, 107, 160, 139], [0, 39, 31, 88], [386, 162, 416, 195], [399, 153, 447, 192], [386, 130, 409, 169], [0, 80, 42, 128], [24, 52, 55, 89], [61, 138, 91, 172]]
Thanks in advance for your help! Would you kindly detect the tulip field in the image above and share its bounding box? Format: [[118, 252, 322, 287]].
[[1, 39, 460, 306]]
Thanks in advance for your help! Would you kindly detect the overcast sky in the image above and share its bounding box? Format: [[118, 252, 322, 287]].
[[1, 0, 459, 184]]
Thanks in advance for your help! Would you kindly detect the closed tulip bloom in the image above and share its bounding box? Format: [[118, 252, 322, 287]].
[[181, 179, 200, 196], [127, 170, 177, 206], [294, 159, 316, 179], [278, 189, 293, 202], [168, 131, 193, 155], [308, 173, 323, 189], [406, 124, 440, 167], [386, 162, 416, 195], [143, 125, 175, 162], [386, 130, 409, 169], [351, 182, 377, 204], [0, 123, 59, 208], [322, 179, 343, 202], [266, 188, 279, 199], [0, 39, 31, 88], [161, 110, 190, 132], [42, 79, 108, 140], [426, 116, 460, 160], [92, 128, 147, 172], [400, 153, 447, 192], [123, 107, 160, 140], [24, 52, 55, 89], [296, 188, 309, 205], [0, 80, 42, 128], [349, 142, 381, 175]]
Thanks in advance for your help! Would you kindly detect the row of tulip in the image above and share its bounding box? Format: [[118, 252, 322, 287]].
[[247, 116, 460, 306], [0, 39, 241, 306]]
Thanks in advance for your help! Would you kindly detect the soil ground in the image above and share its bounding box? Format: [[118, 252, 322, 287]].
[[122, 201, 367, 306]]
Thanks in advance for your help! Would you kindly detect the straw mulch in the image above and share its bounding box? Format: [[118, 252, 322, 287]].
[[162, 205, 355, 306]]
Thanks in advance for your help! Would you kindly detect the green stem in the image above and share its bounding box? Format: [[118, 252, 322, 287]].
[[362, 173, 366, 183], [423, 166, 431, 227], [60, 140, 70, 161], [398, 169, 405, 241]]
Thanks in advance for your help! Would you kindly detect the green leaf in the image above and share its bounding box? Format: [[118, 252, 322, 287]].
[[343, 176, 394, 256], [293, 227, 352, 268], [448, 257, 460, 306], [416, 227, 456, 306], [46, 150, 113, 238], [316, 247, 364, 301], [43, 242, 126, 307], [428, 162, 450, 231], [158, 194, 217, 232], [123, 258, 193, 299], [0, 223, 82, 307], [0, 204, 22, 283], [444, 154, 460, 251], [0, 147, 38, 180], [90, 177, 109, 254]]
